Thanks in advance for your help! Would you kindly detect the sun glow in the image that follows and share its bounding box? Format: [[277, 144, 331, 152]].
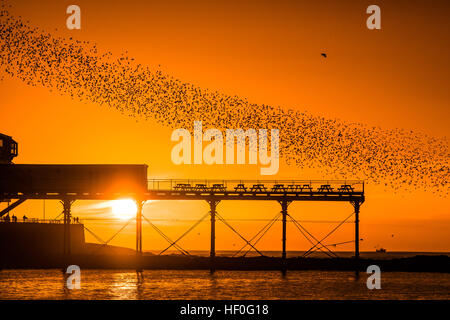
[[111, 199, 138, 220]]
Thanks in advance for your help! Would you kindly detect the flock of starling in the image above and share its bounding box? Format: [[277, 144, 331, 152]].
[[0, 2, 448, 195]]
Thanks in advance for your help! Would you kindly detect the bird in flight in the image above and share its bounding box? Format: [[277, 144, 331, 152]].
[[321, 53, 327, 58]]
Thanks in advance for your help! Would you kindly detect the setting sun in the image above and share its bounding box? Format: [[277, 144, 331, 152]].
[[111, 199, 137, 220]]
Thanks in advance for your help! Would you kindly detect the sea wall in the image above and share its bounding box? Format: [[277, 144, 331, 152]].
[[0, 222, 85, 256]]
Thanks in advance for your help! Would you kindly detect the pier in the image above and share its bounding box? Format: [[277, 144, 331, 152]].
[[1, 174, 365, 271]]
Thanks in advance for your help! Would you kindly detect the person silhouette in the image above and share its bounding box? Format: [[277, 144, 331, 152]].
[[23, 214, 28, 222]]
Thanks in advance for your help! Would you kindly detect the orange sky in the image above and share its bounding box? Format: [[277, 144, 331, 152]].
[[1, 0, 449, 252]]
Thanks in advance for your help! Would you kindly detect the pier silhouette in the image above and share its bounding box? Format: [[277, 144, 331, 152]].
[[1, 171, 364, 271]]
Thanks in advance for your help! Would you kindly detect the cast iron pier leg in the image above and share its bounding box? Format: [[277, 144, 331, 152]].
[[354, 202, 360, 260], [136, 200, 143, 271], [351, 200, 362, 275], [61, 199, 74, 268], [279, 199, 291, 273], [208, 200, 220, 273]]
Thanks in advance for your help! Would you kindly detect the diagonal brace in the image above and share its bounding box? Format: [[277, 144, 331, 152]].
[[0, 199, 26, 217]]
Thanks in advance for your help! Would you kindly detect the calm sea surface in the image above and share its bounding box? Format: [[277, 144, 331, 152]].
[[0, 269, 449, 300]]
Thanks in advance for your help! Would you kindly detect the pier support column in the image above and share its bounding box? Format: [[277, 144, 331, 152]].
[[351, 200, 362, 275], [208, 199, 220, 272], [61, 199, 74, 263], [278, 199, 292, 271], [353, 201, 360, 260], [136, 200, 144, 271]]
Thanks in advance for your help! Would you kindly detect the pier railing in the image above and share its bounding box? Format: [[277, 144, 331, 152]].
[[0, 218, 82, 224], [147, 179, 364, 193]]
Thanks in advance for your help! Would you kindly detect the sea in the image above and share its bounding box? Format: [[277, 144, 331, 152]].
[[0, 269, 449, 300]]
